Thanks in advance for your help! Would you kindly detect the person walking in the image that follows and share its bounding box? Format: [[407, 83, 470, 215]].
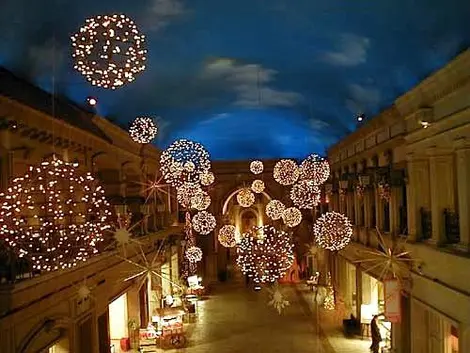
[[370, 315, 382, 353]]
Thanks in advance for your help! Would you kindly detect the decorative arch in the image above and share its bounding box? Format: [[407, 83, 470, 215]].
[[222, 187, 272, 215], [18, 316, 71, 353]]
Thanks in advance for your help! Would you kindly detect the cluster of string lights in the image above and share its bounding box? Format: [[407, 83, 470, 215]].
[[273, 159, 300, 186], [160, 139, 212, 187], [218, 225, 238, 248], [237, 188, 256, 208], [129, 116, 158, 144], [236, 225, 294, 284], [282, 207, 302, 228], [199, 171, 215, 186], [185, 246, 203, 263], [190, 190, 211, 211], [299, 153, 330, 185], [250, 160, 264, 175], [177, 182, 202, 208], [0, 159, 112, 271], [290, 180, 320, 209], [71, 14, 147, 89], [251, 179, 265, 194], [265, 200, 286, 220], [313, 211, 353, 251], [192, 211, 216, 235]]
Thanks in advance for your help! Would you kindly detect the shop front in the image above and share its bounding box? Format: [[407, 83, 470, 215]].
[[108, 293, 129, 352]]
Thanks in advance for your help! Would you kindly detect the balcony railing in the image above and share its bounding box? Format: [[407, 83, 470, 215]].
[[444, 209, 460, 244], [420, 207, 432, 240]]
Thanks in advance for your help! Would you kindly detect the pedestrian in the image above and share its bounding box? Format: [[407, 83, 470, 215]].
[[370, 315, 382, 353]]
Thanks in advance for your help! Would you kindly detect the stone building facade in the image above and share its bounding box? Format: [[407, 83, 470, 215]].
[[325, 49, 470, 352]]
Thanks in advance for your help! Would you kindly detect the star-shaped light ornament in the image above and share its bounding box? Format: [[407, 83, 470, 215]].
[[267, 283, 290, 314], [107, 213, 145, 255], [73, 278, 96, 301], [135, 174, 171, 205], [353, 228, 416, 284]]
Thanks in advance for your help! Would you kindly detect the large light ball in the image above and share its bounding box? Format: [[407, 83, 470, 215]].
[[313, 211, 353, 251], [71, 14, 147, 89], [300, 154, 330, 185], [192, 211, 216, 235], [236, 225, 294, 284], [237, 188, 255, 208], [160, 139, 211, 187], [273, 159, 300, 186], [177, 182, 202, 208], [282, 207, 302, 228], [185, 246, 203, 263], [218, 225, 238, 248], [199, 171, 215, 186], [0, 159, 112, 272], [250, 160, 264, 175], [265, 200, 285, 220], [290, 180, 321, 209], [190, 190, 211, 211], [129, 116, 158, 144], [251, 180, 265, 194]]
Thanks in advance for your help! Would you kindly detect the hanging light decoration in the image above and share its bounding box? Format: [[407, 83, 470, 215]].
[[251, 179, 265, 194], [199, 170, 215, 186], [190, 190, 211, 211], [0, 159, 112, 272], [250, 160, 264, 175], [236, 225, 294, 284], [192, 211, 216, 235], [185, 246, 203, 263], [282, 207, 302, 228], [313, 211, 353, 251], [237, 188, 255, 208], [299, 154, 330, 185], [160, 139, 211, 187], [290, 180, 321, 209], [265, 200, 285, 220], [71, 14, 147, 89], [129, 116, 158, 144], [176, 182, 202, 208], [273, 159, 300, 186], [218, 225, 238, 248]]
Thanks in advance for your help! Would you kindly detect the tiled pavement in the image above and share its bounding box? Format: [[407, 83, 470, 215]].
[[160, 282, 370, 353]]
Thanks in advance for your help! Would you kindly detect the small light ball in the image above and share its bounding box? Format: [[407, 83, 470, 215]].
[[299, 154, 330, 185], [190, 190, 211, 211], [265, 200, 285, 220], [177, 182, 202, 208], [129, 116, 158, 144], [313, 211, 353, 251], [251, 179, 265, 194], [273, 159, 300, 186], [199, 171, 215, 186], [290, 180, 321, 209], [250, 160, 264, 175], [282, 207, 302, 228], [185, 246, 203, 263], [237, 188, 255, 208], [192, 211, 216, 235], [218, 225, 238, 248]]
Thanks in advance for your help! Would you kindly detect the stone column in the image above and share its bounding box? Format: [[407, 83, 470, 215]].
[[460, 325, 470, 353], [374, 186, 383, 230], [364, 189, 372, 227], [455, 146, 470, 251], [353, 191, 360, 225], [356, 267, 363, 321], [429, 151, 455, 245], [389, 187, 402, 236], [347, 192, 354, 224]]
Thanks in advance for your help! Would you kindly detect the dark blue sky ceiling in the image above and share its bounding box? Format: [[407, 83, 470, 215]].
[[1, 0, 469, 160]]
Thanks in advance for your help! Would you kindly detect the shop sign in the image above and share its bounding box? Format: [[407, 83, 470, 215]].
[[139, 327, 158, 342], [384, 279, 401, 323]]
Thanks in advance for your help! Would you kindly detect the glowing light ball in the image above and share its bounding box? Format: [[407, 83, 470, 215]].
[[129, 116, 158, 144], [237, 188, 255, 208], [299, 154, 330, 185], [313, 211, 353, 251], [190, 190, 211, 211], [192, 211, 216, 235], [218, 225, 238, 248], [177, 182, 202, 208], [265, 200, 285, 220], [282, 207, 302, 228], [160, 139, 211, 187], [185, 246, 203, 263], [199, 170, 215, 186], [290, 180, 321, 209], [273, 159, 300, 186], [71, 14, 147, 89], [251, 180, 265, 194], [250, 160, 264, 175], [236, 225, 294, 284], [0, 159, 112, 271]]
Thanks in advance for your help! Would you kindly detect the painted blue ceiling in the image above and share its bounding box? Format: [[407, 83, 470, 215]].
[[1, 0, 469, 159]]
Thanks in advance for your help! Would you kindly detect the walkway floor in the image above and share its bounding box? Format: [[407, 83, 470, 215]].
[[157, 282, 371, 353]]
